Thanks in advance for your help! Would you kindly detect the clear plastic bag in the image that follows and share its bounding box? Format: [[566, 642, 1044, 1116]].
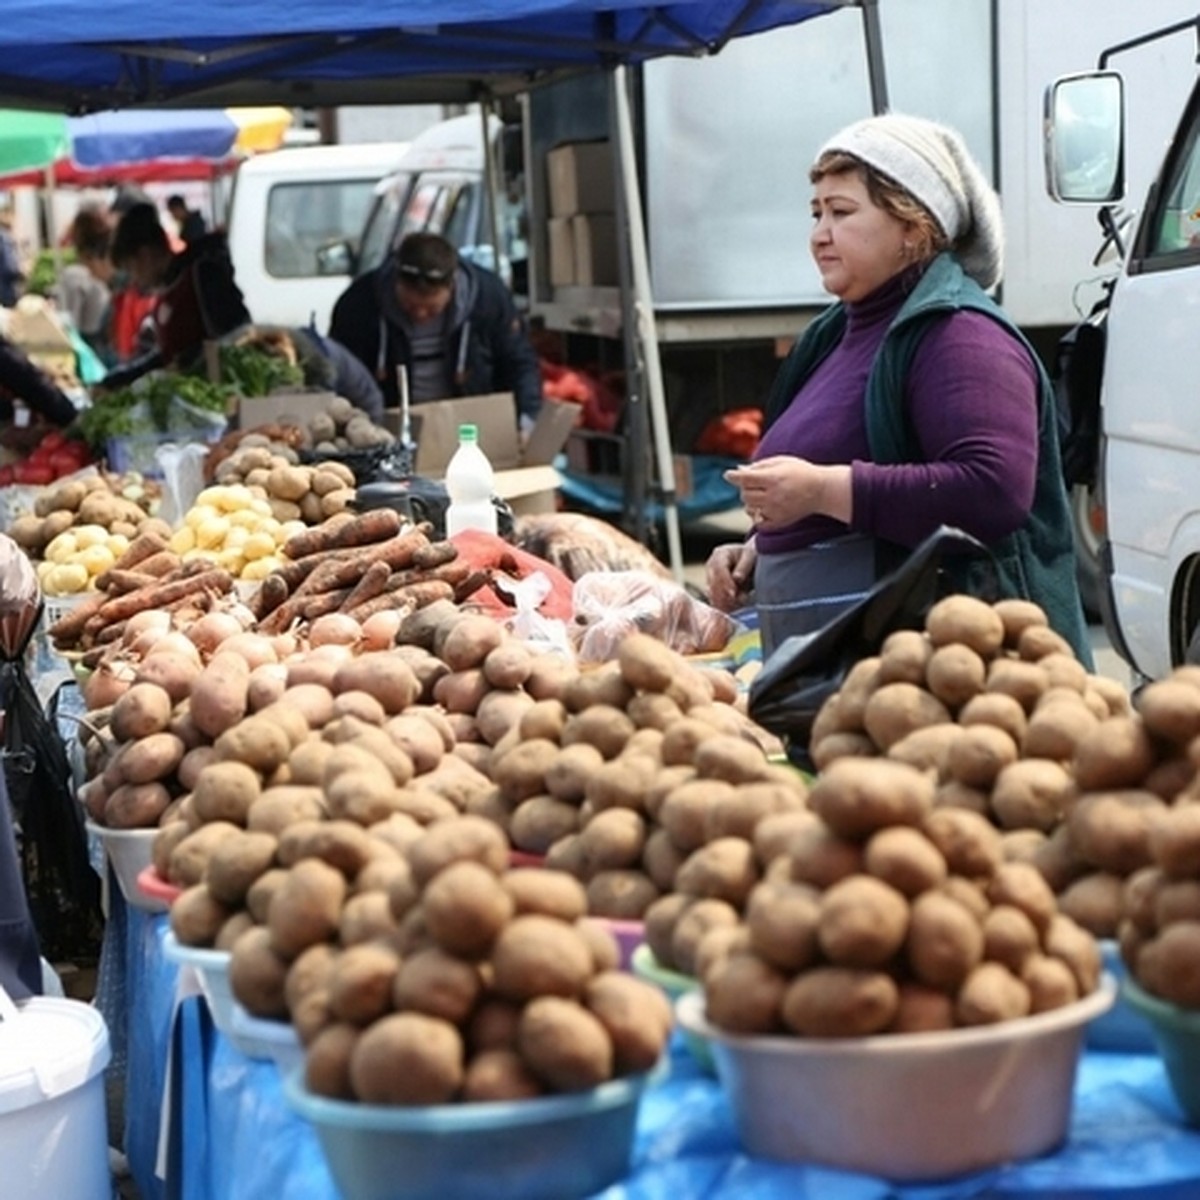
[[155, 442, 212, 528], [496, 571, 575, 660], [571, 570, 738, 662]]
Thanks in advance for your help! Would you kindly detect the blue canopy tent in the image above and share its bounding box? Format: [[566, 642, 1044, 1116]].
[[0, 0, 888, 576]]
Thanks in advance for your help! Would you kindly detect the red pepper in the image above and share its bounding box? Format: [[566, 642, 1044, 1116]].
[[0, 466, 15, 487], [48, 450, 85, 478], [38, 431, 66, 453], [13, 462, 55, 486]]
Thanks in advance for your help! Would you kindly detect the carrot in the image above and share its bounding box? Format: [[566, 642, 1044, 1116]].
[[47, 593, 105, 644], [301, 589, 355, 621], [386, 559, 471, 591], [109, 530, 169, 573], [411, 540, 458, 570], [254, 573, 289, 619], [128, 550, 183, 579], [94, 568, 234, 626], [390, 579, 456, 610], [100, 569, 159, 595], [453, 570, 493, 604], [281, 508, 402, 560], [338, 560, 392, 614]]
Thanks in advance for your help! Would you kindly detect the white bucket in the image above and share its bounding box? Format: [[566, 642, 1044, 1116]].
[[0, 992, 113, 1199]]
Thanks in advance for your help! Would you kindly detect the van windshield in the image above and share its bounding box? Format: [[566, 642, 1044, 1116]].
[[265, 179, 379, 278], [358, 174, 413, 276]]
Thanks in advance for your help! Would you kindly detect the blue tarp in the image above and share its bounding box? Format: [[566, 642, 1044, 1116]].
[[0, 1, 854, 110]]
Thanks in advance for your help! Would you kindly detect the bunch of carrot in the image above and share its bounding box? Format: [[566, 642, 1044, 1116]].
[[251, 509, 490, 634], [48, 530, 235, 655]]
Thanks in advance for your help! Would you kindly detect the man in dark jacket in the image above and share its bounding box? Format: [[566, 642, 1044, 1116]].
[[329, 232, 542, 432]]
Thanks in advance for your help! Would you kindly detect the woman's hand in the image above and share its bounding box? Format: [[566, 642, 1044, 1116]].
[[725, 456, 852, 528], [706, 539, 757, 611]]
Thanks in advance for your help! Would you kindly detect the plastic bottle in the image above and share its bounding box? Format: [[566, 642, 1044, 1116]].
[[444, 423, 498, 537]]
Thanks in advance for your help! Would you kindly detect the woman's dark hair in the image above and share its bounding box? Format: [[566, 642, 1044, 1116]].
[[110, 201, 169, 267], [394, 232, 458, 291], [71, 208, 111, 260]]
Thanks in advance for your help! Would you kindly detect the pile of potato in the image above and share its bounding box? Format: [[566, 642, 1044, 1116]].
[[693, 755, 1102, 1038], [208, 818, 670, 1105], [207, 443, 358, 527], [293, 394, 395, 455], [9, 475, 171, 593], [456, 631, 796, 925]]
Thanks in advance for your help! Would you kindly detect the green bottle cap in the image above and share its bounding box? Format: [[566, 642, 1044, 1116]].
[[458, 424, 478, 442]]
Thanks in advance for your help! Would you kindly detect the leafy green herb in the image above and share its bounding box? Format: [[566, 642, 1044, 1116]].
[[218, 343, 304, 397]]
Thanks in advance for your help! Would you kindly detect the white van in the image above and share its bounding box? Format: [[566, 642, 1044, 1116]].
[[351, 114, 525, 289], [226, 141, 409, 332], [1047, 24, 1200, 681]]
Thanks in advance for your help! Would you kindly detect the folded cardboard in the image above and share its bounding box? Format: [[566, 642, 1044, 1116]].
[[571, 213, 619, 287], [546, 141, 616, 218]]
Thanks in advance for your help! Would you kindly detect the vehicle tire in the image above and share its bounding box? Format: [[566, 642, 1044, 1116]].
[[1071, 483, 1104, 622]]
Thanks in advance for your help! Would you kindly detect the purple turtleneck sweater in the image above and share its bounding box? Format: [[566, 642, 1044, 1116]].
[[754, 269, 1039, 556]]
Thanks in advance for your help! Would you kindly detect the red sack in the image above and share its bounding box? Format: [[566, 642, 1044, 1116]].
[[449, 530, 575, 621]]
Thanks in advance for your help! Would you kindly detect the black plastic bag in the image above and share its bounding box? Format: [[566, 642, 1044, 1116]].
[[0, 635, 103, 968], [748, 526, 992, 769]]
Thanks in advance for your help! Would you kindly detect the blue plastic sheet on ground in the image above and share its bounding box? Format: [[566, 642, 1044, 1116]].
[[123, 907, 1200, 1200], [555, 453, 742, 523]]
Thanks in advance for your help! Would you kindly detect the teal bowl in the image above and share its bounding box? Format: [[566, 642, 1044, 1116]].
[[1122, 976, 1200, 1124], [1086, 940, 1155, 1054], [630, 943, 713, 1074], [283, 1065, 658, 1200]]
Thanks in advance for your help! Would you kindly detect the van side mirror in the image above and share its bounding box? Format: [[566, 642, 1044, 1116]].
[[317, 240, 355, 277], [1044, 72, 1125, 203]]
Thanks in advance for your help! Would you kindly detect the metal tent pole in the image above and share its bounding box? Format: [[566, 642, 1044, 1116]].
[[610, 64, 684, 582]]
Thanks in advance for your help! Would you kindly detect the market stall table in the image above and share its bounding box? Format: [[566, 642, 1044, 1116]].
[[106, 899, 1200, 1200]]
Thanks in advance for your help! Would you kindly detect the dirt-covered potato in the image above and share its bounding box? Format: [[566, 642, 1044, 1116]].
[[350, 1012, 464, 1104], [1067, 791, 1161, 874], [921, 808, 1003, 878], [945, 724, 1018, 790], [956, 962, 1031, 1025], [704, 952, 788, 1034], [1072, 716, 1157, 792], [670, 898, 740, 977], [490, 915, 595, 1000], [745, 879, 821, 972], [780, 967, 899, 1037], [1057, 872, 1124, 938], [518, 996, 613, 1091], [392, 947, 484, 1024], [788, 821, 865, 889], [878, 630, 932, 686], [817, 875, 909, 968], [906, 890, 984, 990], [862, 826, 947, 897], [808, 757, 935, 840], [584, 971, 671, 1071], [229, 926, 291, 1018], [925, 643, 987, 710], [267, 858, 347, 959], [674, 837, 758, 908], [862, 683, 952, 751], [990, 759, 1074, 832], [1135, 921, 1200, 1006], [585, 870, 659, 919], [422, 860, 514, 958], [981, 904, 1040, 972], [926, 595, 1005, 658]]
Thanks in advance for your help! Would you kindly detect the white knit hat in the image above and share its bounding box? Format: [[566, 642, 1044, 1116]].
[[818, 113, 1004, 290]]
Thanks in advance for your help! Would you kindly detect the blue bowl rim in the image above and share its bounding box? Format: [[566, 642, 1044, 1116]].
[[676, 973, 1118, 1057], [282, 1059, 665, 1132], [1122, 974, 1200, 1032]]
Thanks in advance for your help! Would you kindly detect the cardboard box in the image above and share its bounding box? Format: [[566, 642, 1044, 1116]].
[[547, 217, 576, 287], [571, 213, 619, 287], [546, 141, 616, 217], [384, 393, 579, 512]]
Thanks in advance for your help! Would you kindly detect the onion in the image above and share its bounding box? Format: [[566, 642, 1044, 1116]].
[[121, 610, 171, 647], [82, 659, 138, 710], [144, 631, 204, 664], [306, 641, 356, 666], [216, 632, 279, 671], [270, 633, 299, 660], [309, 613, 363, 649], [360, 609, 402, 652], [186, 611, 246, 656]]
